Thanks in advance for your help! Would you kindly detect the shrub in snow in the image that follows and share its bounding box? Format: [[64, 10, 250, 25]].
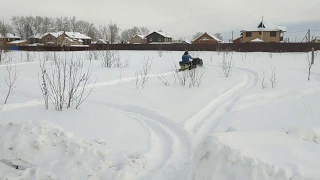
[[135, 57, 152, 89], [38, 52, 95, 111], [220, 51, 234, 78]]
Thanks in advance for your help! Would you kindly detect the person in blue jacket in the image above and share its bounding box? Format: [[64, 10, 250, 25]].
[[182, 50, 193, 64]]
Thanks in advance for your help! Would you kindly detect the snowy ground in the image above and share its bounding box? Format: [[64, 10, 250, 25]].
[[0, 50, 319, 180]]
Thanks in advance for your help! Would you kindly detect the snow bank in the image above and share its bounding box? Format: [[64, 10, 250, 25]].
[[191, 131, 320, 180], [0, 121, 146, 180]]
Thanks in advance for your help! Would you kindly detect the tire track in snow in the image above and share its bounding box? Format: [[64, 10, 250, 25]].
[[87, 100, 191, 180], [184, 66, 259, 144]]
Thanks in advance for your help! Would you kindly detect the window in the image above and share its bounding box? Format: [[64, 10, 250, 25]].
[[149, 37, 152, 42], [259, 31, 262, 35], [158, 37, 161, 41], [246, 32, 252, 37], [270, 32, 277, 37]]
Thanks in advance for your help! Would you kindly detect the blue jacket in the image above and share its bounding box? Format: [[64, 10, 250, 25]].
[[182, 54, 193, 63]]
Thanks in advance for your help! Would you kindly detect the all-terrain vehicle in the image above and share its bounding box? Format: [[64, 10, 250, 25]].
[[178, 58, 203, 71]]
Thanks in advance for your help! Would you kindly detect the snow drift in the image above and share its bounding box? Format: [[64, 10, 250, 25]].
[[0, 121, 146, 180], [191, 131, 320, 180]]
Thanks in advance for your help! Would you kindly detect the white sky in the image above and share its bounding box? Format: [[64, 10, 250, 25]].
[[0, 0, 319, 40]]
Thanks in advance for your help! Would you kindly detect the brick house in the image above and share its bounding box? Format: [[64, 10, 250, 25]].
[[130, 35, 146, 44], [192, 32, 222, 44], [240, 18, 286, 43], [0, 33, 22, 46]]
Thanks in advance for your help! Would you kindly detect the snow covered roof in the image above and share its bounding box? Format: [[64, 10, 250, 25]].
[[251, 38, 264, 42], [146, 31, 172, 38], [241, 18, 286, 32], [29, 34, 43, 39], [78, 39, 83, 43], [65, 32, 92, 40], [134, 34, 145, 39], [0, 33, 21, 39], [97, 39, 108, 44], [7, 40, 27, 44], [43, 31, 64, 38], [193, 32, 222, 42]]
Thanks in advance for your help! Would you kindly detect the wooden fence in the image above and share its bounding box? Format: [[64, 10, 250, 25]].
[[17, 43, 320, 52]]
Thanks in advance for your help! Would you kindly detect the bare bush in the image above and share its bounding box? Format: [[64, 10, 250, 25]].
[[269, 66, 277, 88], [3, 64, 18, 105], [100, 49, 120, 68], [24, 51, 36, 62], [155, 73, 170, 86], [269, 52, 273, 59], [172, 64, 188, 86], [260, 68, 267, 89], [38, 52, 95, 111], [135, 57, 152, 89], [188, 68, 205, 88], [220, 51, 234, 77], [0, 48, 10, 64]]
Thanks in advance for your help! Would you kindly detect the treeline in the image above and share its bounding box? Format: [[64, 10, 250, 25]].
[[0, 16, 150, 43]]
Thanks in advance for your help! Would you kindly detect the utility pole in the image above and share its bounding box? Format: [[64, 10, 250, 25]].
[[232, 31, 233, 41]]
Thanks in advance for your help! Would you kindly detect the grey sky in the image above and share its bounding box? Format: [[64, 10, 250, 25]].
[[1, 0, 319, 40]]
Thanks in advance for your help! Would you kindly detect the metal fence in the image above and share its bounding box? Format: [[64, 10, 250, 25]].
[[17, 43, 320, 52]]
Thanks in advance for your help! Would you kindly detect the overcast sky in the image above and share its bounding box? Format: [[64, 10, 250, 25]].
[[0, 0, 319, 40]]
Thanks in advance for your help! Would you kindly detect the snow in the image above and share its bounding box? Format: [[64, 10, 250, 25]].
[[251, 38, 264, 42], [65, 32, 92, 40], [7, 40, 27, 44], [0, 33, 21, 39], [0, 50, 320, 179]]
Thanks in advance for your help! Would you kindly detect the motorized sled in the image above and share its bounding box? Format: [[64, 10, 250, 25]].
[[178, 58, 203, 71]]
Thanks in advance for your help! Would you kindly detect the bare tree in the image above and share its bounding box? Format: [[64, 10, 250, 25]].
[[220, 51, 234, 77], [260, 68, 267, 89], [38, 52, 95, 111], [192, 32, 203, 40], [214, 33, 223, 41], [0, 48, 10, 64], [269, 66, 277, 88], [139, 27, 150, 35], [101, 21, 120, 44], [3, 64, 19, 104]]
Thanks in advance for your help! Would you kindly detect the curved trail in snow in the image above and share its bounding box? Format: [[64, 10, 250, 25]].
[[86, 100, 191, 180], [184, 65, 259, 145]]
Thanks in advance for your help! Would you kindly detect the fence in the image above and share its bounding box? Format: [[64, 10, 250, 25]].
[[17, 43, 320, 52]]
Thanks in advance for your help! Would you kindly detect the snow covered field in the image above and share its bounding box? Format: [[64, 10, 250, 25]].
[[0, 50, 319, 180]]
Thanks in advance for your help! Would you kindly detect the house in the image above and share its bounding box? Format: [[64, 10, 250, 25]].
[[240, 17, 286, 43], [96, 39, 109, 44], [61, 37, 82, 46], [0, 33, 22, 46], [28, 34, 42, 44], [145, 31, 172, 44], [42, 32, 63, 46], [7, 40, 27, 46], [192, 32, 222, 44], [58, 32, 92, 45], [130, 35, 146, 44], [233, 36, 242, 43]]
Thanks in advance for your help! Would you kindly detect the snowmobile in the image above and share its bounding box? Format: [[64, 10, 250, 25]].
[[178, 58, 203, 71]]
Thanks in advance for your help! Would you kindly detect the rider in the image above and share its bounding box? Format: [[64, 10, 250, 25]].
[[182, 50, 193, 64]]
